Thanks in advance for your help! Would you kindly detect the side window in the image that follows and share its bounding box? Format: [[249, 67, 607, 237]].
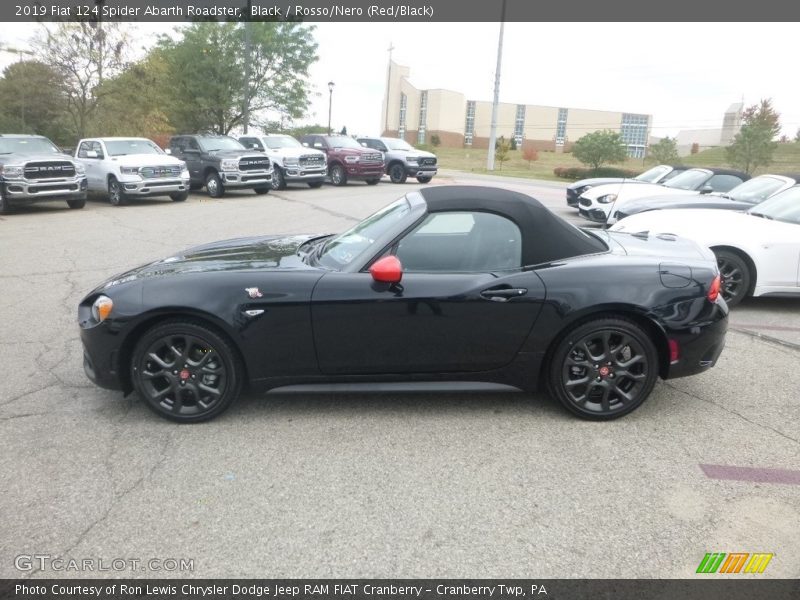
[[395, 211, 522, 273], [243, 137, 263, 150], [707, 174, 745, 192], [313, 137, 325, 149], [186, 138, 201, 152], [376, 141, 388, 152], [77, 141, 93, 158], [169, 137, 184, 153], [91, 141, 104, 159]]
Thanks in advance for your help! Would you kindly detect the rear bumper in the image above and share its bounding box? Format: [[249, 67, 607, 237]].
[[2, 177, 88, 203], [663, 300, 728, 380]]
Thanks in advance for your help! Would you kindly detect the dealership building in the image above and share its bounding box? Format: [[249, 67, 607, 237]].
[[381, 62, 653, 157]]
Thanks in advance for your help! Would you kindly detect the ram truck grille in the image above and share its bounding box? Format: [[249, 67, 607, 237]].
[[24, 161, 76, 179]]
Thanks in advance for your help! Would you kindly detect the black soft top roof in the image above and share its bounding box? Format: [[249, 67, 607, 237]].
[[418, 186, 607, 265]]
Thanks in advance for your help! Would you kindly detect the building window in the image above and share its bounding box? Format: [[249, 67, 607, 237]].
[[398, 93, 407, 139], [464, 100, 476, 146], [514, 105, 526, 145], [417, 91, 428, 145], [621, 113, 648, 158], [556, 108, 568, 146]]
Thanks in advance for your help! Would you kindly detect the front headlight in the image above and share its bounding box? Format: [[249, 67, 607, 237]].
[[0, 165, 24, 178], [344, 155, 360, 163], [597, 194, 617, 204], [120, 166, 140, 176], [283, 157, 299, 167], [407, 156, 419, 163], [221, 159, 239, 171], [74, 163, 86, 175], [91, 295, 114, 322]]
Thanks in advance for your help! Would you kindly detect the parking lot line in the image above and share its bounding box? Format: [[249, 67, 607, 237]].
[[700, 464, 800, 485]]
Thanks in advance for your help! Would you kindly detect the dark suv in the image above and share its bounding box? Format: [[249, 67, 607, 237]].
[[167, 134, 272, 197], [299, 135, 384, 186], [357, 136, 438, 184]]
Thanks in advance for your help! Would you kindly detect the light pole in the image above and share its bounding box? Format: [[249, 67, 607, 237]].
[[487, 0, 507, 171], [327, 81, 335, 135]]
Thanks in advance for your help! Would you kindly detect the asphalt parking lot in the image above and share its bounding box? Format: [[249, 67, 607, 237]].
[[1, 173, 799, 579]]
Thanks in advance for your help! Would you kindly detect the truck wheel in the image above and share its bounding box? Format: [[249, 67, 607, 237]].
[[271, 167, 286, 190], [416, 176, 433, 184], [205, 172, 224, 198], [307, 181, 324, 189], [330, 164, 348, 186], [389, 163, 408, 183], [67, 198, 86, 209], [170, 192, 188, 202], [365, 178, 380, 185], [253, 186, 270, 195], [0, 188, 12, 214], [108, 177, 127, 206]]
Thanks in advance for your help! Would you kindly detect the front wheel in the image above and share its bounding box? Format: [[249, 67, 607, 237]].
[[389, 163, 407, 183], [108, 177, 126, 206], [271, 167, 286, 190], [547, 317, 659, 420], [170, 192, 188, 202], [253, 186, 270, 195], [67, 198, 86, 209], [307, 181, 324, 189], [131, 320, 244, 423], [714, 249, 751, 308], [205, 172, 224, 198], [329, 164, 347, 186], [365, 178, 380, 185], [416, 176, 433, 184]]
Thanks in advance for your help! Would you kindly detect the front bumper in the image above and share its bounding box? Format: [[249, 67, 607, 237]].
[[121, 177, 190, 196], [578, 207, 610, 223], [404, 165, 438, 178], [346, 164, 385, 179], [221, 169, 273, 188], [2, 176, 88, 203], [282, 165, 327, 183]]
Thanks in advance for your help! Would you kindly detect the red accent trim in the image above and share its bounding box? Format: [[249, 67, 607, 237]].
[[707, 274, 721, 302], [668, 339, 680, 364], [369, 256, 403, 284]]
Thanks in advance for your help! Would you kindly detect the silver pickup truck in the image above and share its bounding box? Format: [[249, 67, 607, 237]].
[[0, 134, 87, 214]]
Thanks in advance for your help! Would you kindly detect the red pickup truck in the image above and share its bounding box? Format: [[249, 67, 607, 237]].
[[300, 134, 384, 186]]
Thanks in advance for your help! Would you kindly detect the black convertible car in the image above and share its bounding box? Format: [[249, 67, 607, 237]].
[[79, 186, 728, 423]]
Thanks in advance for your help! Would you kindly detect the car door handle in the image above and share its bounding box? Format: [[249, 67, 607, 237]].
[[480, 287, 527, 302]]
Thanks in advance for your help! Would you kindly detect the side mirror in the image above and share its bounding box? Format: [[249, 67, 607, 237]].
[[86, 150, 99, 159], [369, 256, 403, 284], [699, 185, 714, 194], [302, 142, 309, 147], [164, 148, 172, 155], [360, 142, 368, 147], [251, 144, 259, 149]]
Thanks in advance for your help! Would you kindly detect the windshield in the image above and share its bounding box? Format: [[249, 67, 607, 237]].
[[198, 136, 245, 152], [749, 186, 800, 224], [0, 137, 60, 155], [729, 176, 787, 203], [263, 136, 302, 149], [383, 138, 415, 151], [634, 165, 670, 183], [318, 197, 413, 270], [325, 136, 363, 150], [663, 169, 710, 190], [104, 139, 163, 156]]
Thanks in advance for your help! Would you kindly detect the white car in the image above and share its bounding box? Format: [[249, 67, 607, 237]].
[[238, 134, 327, 190], [611, 185, 800, 307], [577, 167, 749, 225], [75, 137, 190, 205]]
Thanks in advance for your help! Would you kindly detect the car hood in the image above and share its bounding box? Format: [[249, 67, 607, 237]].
[[610, 208, 776, 243], [206, 149, 265, 160], [265, 147, 325, 159], [0, 152, 74, 164], [620, 194, 753, 214], [388, 148, 436, 159], [101, 235, 322, 288], [595, 229, 715, 262], [568, 177, 643, 190], [107, 154, 185, 167], [581, 182, 689, 203]]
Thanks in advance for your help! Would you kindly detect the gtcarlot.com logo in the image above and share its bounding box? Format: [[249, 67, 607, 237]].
[[14, 554, 194, 573], [696, 552, 773, 574]]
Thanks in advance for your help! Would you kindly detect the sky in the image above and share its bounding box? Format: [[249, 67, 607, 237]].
[[2, 22, 799, 139]]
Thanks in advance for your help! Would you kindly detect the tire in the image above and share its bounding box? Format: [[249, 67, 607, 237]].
[[416, 176, 433, 184], [131, 320, 244, 423], [170, 192, 188, 202], [365, 178, 380, 185], [67, 198, 86, 209], [329, 164, 347, 186], [547, 317, 659, 420], [714, 249, 751, 308], [205, 171, 224, 198], [253, 186, 270, 195], [307, 181, 324, 189], [388, 163, 407, 183], [0, 187, 12, 214], [107, 176, 127, 206], [271, 167, 286, 190]]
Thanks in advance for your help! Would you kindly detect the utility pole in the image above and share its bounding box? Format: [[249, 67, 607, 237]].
[[487, 0, 507, 171], [327, 81, 335, 135], [243, 8, 252, 134], [384, 42, 394, 136]]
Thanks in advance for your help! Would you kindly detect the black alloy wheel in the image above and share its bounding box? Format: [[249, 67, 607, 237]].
[[330, 164, 347, 186], [389, 163, 407, 183], [271, 167, 286, 190], [548, 318, 658, 420], [205, 172, 225, 198], [131, 321, 243, 423], [714, 249, 751, 308], [108, 177, 126, 206]]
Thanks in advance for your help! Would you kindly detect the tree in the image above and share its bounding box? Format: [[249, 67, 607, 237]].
[[495, 138, 511, 170], [510, 137, 517, 151], [725, 99, 781, 174], [158, 22, 317, 135], [647, 137, 679, 164], [33, 22, 130, 138], [573, 130, 627, 171], [430, 134, 441, 148], [522, 146, 538, 168]]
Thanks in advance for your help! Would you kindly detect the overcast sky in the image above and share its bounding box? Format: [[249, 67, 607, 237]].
[[2, 22, 798, 138]]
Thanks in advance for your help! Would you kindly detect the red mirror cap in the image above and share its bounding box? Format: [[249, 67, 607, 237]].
[[369, 256, 403, 284]]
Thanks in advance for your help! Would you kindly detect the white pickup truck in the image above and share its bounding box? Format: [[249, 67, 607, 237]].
[[74, 137, 191, 206]]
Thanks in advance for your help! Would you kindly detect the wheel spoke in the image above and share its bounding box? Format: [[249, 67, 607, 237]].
[[147, 352, 171, 369], [565, 376, 589, 387]]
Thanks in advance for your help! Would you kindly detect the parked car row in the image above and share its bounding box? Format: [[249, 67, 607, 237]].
[[0, 131, 440, 213]]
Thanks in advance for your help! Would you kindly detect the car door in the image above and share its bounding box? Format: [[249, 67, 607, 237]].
[[172, 137, 203, 183], [76, 140, 104, 190], [311, 210, 546, 375]]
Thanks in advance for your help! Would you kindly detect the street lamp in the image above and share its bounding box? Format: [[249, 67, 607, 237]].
[[327, 81, 335, 135]]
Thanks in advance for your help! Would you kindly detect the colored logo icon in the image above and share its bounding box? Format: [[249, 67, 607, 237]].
[[696, 552, 773, 574]]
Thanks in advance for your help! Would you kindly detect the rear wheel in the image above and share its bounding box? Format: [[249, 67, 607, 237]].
[[330, 164, 347, 186], [417, 176, 433, 184], [205, 172, 224, 198], [714, 249, 751, 308], [108, 177, 126, 206], [131, 320, 244, 423], [389, 163, 407, 183], [307, 181, 324, 189], [67, 198, 86, 209], [547, 317, 659, 420], [170, 192, 188, 202], [271, 167, 286, 190]]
